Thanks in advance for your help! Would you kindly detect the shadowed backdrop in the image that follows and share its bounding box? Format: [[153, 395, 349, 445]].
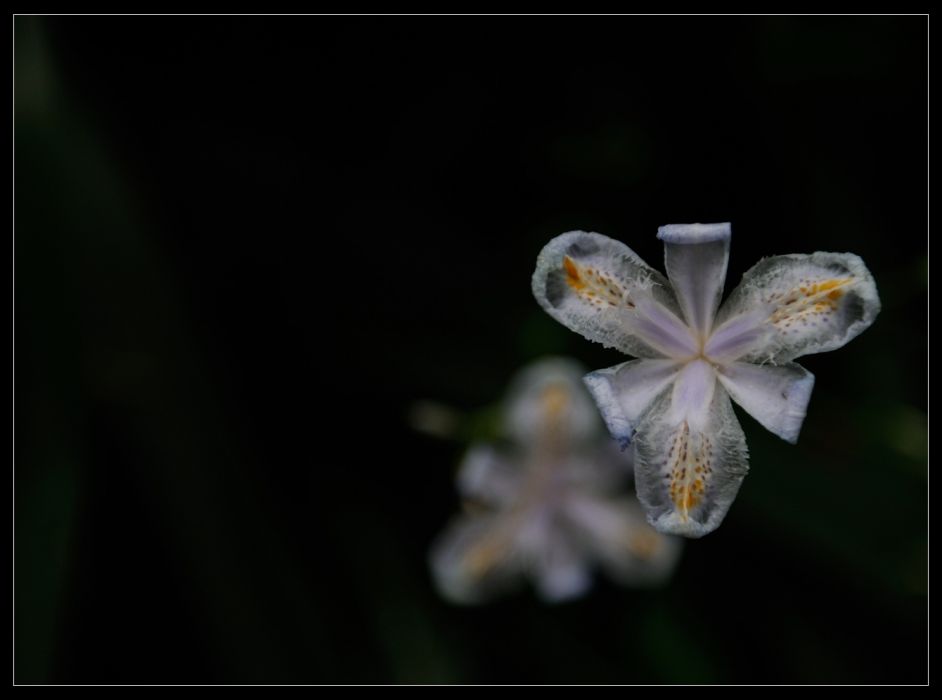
[[15, 15, 927, 684]]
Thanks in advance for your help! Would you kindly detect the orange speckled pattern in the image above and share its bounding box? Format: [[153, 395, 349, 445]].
[[562, 255, 634, 310], [768, 276, 855, 331], [666, 421, 713, 521]]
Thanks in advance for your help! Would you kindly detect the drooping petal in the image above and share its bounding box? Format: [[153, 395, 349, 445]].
[[714, 252, 881, 364], [504, 357, 601, 445], [633, 383, 749, 538], [428, 514, 522, 605], [563, 494, 682, 587], [456, 445, 523, 508], [717, 361, 815, 444], [583, 358, 681, 449], [657, 223, 731, 339], [532, 231, 697, 360]]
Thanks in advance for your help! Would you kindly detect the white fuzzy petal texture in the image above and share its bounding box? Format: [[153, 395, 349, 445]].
[[716, 252, 880, 364], [633, 384, 749, 538], [532, 231, 691, 359], [717, 361, 815, 444]]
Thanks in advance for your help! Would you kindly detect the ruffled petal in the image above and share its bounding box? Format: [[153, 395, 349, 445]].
[[714, 252, 880, 364], [717, 361, 815, 444], [657, 223, 731, 339], [532, 231, 697, 360], [456, 446, 523, 508], [633, 383, 749, 538], [563, 494, 683, 587], [583, 358, 681, 449]]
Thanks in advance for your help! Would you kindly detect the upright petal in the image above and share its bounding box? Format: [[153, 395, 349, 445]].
[[633, 384, 749, 538], [715, 252, 880, 364], [583, 358, 681, 448], [533, 231, 697, 360], [657, 223, 731, 339], [717, 361, 815, 444]]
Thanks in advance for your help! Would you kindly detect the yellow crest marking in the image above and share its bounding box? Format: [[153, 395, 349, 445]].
[[666, 421, 712, 521], [769, 276, 855, 329], [562, 255, 634, 309]]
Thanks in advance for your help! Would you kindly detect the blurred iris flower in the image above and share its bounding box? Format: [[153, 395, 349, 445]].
[[532, 224, 880, 537], [430, 358, 681, 604]]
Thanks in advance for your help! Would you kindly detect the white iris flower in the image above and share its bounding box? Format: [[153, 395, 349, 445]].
[[532, 224, 880, 538], [430, 358, 682, 604]]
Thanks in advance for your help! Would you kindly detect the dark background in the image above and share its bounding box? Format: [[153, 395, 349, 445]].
[[15, 16, 927, 684]]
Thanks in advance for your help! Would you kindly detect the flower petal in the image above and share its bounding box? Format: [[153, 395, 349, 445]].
[[717, 361, 815, 444], [657, 223, 731, 338], [504, 357, 601, 445], [703, 307, 775, 364], [528, 525, 593, 603], [715, 252, 881, 364], [633, 384, 749, 538], [456, 446, 523, 508], [532, 231, 697, 359], [563, 494, 683, 587], [428, 514, 522, 604], [583, 358, 681, 449], [667, 359, 716, 431]]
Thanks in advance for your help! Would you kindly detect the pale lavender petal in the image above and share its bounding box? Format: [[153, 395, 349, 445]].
[[630, 295, 699, 360], [583, 358, 681, 449], [667, 359, 717, 431], [703, 307, 775, 363], [657, 223, 731, 338], [717, 361, 815, 444]]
